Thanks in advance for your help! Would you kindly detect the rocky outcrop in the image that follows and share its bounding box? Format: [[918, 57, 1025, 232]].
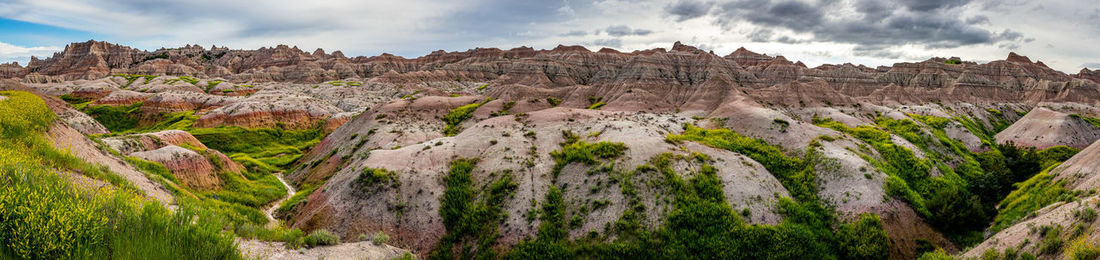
[[193, 91, 343, 129], [8, 41, 1097, 109], [1078, 68, 1100, 83]]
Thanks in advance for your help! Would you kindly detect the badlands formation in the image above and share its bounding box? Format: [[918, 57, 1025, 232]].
[[4, 40, 1100, 259]]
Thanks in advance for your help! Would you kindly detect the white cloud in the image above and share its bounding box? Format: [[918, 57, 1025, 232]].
[[0, 42, 61, 65]]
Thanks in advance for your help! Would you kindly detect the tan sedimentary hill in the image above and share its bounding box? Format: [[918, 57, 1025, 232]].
[[277, 92, 973, 258], [7, 41, 1099, 109], [102, 130, 244, 189], [282, 101, 797, 253], [994, 107, 1100, 149]]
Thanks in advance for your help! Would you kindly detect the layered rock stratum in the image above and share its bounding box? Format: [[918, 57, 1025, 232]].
[[9, 40, 1100, 259]]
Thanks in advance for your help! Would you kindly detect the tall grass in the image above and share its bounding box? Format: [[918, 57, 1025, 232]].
[[0, 91, 243, 259]]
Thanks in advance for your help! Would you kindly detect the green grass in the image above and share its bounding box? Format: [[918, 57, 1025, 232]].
[[0, 91, 243, 259], [201, 171, 287, 208], [667, 124, 819, 203], [188, 126, 323, 169], [443, 100, 486, 136], [83, 102, 144, 132], [990, 164, 1079, 232], [303, 229, 340, 247], [80, 104, 321, 173], [0, 91, 135, 190]]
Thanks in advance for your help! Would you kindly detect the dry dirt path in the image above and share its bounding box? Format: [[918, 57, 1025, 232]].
[[264, 173, 296, 227]]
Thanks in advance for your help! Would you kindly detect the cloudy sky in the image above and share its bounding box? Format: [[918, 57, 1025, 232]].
[[0, 0, 1098, 72]]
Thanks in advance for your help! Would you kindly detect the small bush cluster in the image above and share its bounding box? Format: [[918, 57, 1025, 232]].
[[546, 97, 562, 107], [358, 167, 399, 190], [304, 229, 340, 247], [443, 101, 485, 136], [549, 133, 627, 178]]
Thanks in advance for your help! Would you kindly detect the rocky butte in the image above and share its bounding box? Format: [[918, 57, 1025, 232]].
[[3, 40, 1100, 259]]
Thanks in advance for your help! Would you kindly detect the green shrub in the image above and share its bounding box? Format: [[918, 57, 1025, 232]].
[[1039, 225, 1063, 255], [837, 213, 890, 260], [546, 97, 562, 107], [304, 229, 340, 247], [1074, 207, 1098, 222], [372, 231, 390, 246], [358, 167, 398, 190]]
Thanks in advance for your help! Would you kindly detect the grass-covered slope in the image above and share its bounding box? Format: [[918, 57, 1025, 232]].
[[0, 91, 243, 259]]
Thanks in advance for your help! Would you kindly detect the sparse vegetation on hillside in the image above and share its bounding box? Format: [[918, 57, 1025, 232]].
[[507, 148, 888, 259], [357, 167, 399, 190], [667, 124, 820, 203], [1069, 113, 1100, 129], [815, 116, 990, 244], [112, 73, 159, 87], [586, 96, 606, 110], [546, 97, 562, 107], [814, 114, 1079, 246]]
